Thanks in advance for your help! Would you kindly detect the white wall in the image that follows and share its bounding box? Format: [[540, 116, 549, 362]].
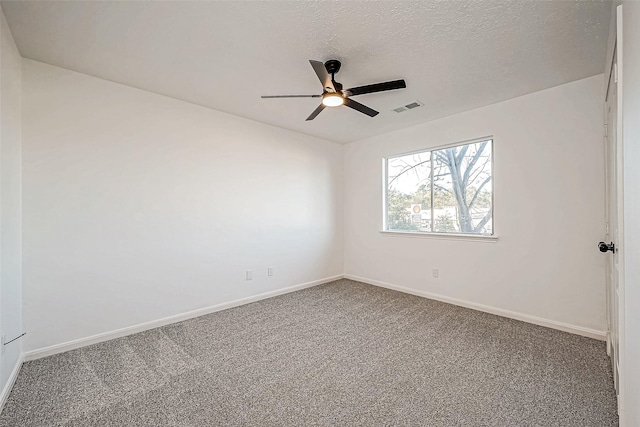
[[0, 8, 23, 398], [344, 75, 606, 335], [22, 59, 343, 352], [621, 2, 640, 425]]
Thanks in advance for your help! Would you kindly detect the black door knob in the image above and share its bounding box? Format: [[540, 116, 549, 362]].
[[598, 242, 615, 253]]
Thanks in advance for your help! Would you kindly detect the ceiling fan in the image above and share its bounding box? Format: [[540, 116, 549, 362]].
[[261, 60, 406, 121]]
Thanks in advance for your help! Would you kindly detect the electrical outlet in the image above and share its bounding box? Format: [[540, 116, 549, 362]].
[[246, 270, 253, 281], [432, 269, 439, 278], [267, 267, 273, 277]]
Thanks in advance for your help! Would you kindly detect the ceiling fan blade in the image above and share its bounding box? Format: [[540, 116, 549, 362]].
[[305, 104, 325, 121], [310, 60, 336, 92], [344, 98, 379, 117], [261, 95, 321, 98], [345, 79, 406, 97]]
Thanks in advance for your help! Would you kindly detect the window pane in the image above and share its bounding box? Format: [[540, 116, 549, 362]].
[[386, 152, 432, 232], [432, 140, 492, 234]]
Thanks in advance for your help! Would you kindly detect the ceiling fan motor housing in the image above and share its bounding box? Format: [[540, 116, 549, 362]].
[[324, 59, 342, 75]]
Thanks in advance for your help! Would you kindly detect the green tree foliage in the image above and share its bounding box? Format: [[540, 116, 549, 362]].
[[387, 188, 417, 230], [435, 212, 457, 232], [387, 184, 432, 231]]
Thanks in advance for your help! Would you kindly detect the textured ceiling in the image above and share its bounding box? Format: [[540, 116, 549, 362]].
[[1, 1, 611, 144]]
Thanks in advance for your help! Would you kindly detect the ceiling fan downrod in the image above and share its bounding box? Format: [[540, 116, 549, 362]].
[[324, 60, 342, 92]]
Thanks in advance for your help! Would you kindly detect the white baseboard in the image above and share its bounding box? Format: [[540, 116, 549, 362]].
[[23, 273, 606, 361], [345, 274, 607, 341], [24, 274, 344, 361], [0, 354, 24, 414]]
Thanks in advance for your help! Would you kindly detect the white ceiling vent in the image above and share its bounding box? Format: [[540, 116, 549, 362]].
[[393, 101, 424, 113]]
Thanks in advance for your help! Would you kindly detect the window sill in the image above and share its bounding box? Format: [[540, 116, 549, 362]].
[[379, 230, 498, 242]]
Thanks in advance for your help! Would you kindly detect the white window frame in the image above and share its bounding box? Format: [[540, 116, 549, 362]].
[[382, 136, 496, 240]]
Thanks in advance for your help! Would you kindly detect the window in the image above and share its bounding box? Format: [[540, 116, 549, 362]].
[[385, 138, 493, 235]]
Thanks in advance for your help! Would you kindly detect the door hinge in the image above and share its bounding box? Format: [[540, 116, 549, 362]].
[[604, 124, 608, 137], [614, 63, 618, 84]]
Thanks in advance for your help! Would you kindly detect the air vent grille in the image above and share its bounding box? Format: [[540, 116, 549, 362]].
[[393, 101, 423, 113]]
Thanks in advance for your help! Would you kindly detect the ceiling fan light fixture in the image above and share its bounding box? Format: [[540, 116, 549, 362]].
[[322, 93, 344, 107]]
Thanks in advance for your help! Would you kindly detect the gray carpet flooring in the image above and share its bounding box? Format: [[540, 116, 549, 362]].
[[0, 279, 618, 426]]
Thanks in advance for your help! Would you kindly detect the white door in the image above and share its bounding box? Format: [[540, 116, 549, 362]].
[[603, 47, 620, 397]]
